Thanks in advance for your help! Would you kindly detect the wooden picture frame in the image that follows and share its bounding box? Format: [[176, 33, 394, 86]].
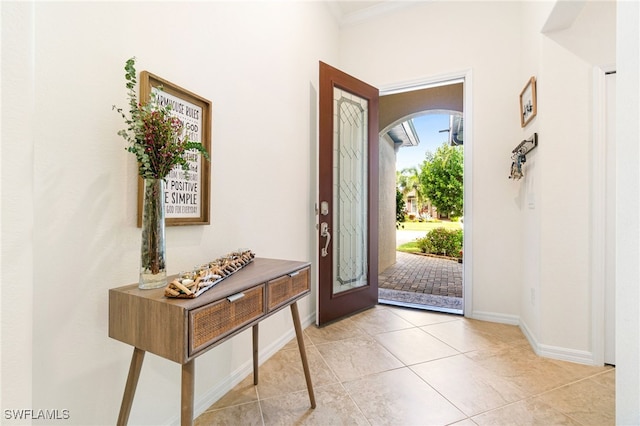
[[520, 76, 537, 127], [138, 71, 211, 227]]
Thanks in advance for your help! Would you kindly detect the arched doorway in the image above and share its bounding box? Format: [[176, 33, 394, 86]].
[[377, 79, 467, 314]]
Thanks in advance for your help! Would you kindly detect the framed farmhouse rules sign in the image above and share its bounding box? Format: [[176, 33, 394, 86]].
[[138, 71, 212, 227]]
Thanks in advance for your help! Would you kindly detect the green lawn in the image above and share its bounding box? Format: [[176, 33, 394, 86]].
[[397, 220, 462, 232], [397, 240, 421, 253]]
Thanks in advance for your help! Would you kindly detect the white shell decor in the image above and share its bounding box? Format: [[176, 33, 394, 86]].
[[164, 249, 256, 298]]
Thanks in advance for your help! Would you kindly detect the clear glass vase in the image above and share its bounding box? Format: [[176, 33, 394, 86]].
[[139, 178, 167, 289]]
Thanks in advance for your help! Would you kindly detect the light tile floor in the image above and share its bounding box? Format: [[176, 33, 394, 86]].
[[195, 305, 614, 426]]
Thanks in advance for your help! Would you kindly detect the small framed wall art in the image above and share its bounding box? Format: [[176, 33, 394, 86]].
[[139, 71, 212, 226], [519, 76, 537, 127]]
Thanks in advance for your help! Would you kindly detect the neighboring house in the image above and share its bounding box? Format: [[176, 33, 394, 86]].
[[404, 190, 418, 218], [404, 189, 438, 220]]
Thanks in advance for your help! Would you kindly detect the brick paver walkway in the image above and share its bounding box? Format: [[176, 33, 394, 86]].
[[378, 251, 463, 312], [379, 251, 462, 297]]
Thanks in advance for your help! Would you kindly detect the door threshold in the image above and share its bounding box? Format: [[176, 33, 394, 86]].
[[378, 288, 462, 314], [379, 298, 463, 315]]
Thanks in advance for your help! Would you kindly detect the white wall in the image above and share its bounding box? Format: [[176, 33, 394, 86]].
[[1, 2, 36, 419], [3, 0, 638, 424], [339, 1, 525, 321], [616, 0, 640, 422], [517, 0, 553, 357], [378, 135, 397, 272], [518, 0, 616, 362], [1, 1, 338, 424], [340, 0, 616, 364], [537, 37, 592, 354]]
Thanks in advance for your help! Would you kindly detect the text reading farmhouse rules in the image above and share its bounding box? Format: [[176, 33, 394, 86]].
[[153, 88, 203, 218]]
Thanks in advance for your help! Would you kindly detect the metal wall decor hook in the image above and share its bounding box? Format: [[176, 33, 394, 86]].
[[509, 133, 537, 180]]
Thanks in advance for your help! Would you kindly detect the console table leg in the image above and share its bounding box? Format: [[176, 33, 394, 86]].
[[117, 347, 145, 426], [181, 360, 195, 426], [252, 324, 259, 385], [290, 302, 316, 409]]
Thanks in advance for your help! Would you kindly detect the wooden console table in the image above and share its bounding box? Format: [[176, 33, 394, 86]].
[[109, 257, 315, 425]]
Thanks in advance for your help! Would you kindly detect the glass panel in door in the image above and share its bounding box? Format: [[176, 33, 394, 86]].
[[333, 87, 368, 295]]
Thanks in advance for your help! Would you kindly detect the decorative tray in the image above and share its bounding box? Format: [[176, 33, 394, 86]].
[[164, 249, 255, 299]]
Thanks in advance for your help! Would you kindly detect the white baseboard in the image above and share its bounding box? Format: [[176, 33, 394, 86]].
[[537, 344, 595, 365], [519, 318, 596, 365], [518, 317, 538, 349], [167, 310, 316, 426], [469, 310, 520, 326], [472, 312, 598, 366]]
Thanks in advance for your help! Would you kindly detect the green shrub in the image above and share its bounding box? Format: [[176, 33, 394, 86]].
[[395, 189, 406, 222], [416, 227, 463, 258]]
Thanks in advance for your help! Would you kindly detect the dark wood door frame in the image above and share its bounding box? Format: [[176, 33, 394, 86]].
[[317, 61, 379, 326]]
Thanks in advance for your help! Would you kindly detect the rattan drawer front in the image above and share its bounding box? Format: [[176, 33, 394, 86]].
[[267, 267, 310, 311], [189, 285, 264, 355]]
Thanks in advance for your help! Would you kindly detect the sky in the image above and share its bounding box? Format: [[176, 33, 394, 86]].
[[395, 113, 451, 171]]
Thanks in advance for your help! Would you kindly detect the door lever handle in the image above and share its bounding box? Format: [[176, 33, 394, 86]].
[[320, 222, 331, 257]]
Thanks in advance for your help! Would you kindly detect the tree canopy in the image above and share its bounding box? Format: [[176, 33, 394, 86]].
[[397, 167, 427, 214], [419, 142, 464, 218]]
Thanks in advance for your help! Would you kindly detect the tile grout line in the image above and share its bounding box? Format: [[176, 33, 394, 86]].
[[405, 349, 474, 423], [464, 395, 576, 424], [197, 306, 613, 424], [336, 380, 374, 426], [312, 332, 373, 425], [406, 321, 555, 421], [530, 368, 615, 398], [255, 386, 266, 426], [457, 353, 615, 423], [370, 308, 496, 422], [368, 318, 475, 423]]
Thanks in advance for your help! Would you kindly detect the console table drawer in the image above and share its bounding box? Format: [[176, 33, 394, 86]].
[[110, 258, 314, 425], [189, 285, 265, 355], [267, 267, 310, 312]]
